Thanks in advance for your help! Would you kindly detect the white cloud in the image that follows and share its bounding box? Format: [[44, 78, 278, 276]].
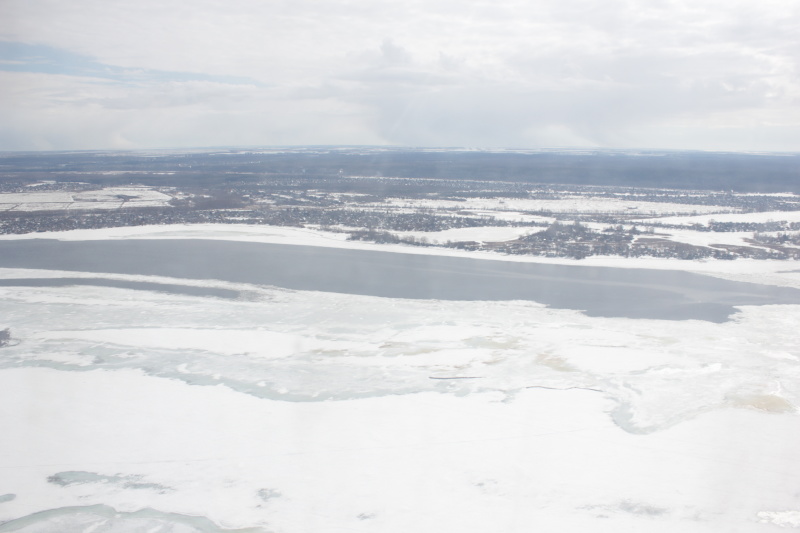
[[0, 0, 798, 150], [0, 71, 382, 150]]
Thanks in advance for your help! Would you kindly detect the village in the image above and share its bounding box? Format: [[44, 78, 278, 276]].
[[1, 172, 799, 260]]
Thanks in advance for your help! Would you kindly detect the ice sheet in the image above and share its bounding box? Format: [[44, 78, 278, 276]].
[[1, 368, 799, 532], [1, 227, 799, 531]]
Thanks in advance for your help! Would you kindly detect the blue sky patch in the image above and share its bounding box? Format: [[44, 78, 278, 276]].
[[0, 41, 260, 86]]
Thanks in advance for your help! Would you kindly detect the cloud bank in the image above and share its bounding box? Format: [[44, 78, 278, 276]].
[[1, 0, 798, 151]]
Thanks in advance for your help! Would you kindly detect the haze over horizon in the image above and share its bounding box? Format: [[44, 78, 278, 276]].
[[1, 0, 799, 153]]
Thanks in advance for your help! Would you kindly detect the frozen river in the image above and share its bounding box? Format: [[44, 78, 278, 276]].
[[0, 238, 798, 321], [2, 233, 800, 532]]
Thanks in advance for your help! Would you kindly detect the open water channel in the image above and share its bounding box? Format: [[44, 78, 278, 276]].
[[0, 238, 798, 321]]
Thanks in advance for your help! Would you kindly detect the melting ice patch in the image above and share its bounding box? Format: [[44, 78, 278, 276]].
[[47, 471, 171, 492], [0, 505, 260, 533]]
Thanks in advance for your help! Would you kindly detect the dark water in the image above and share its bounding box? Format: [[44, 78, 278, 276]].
[[1, 238, 798, 321]]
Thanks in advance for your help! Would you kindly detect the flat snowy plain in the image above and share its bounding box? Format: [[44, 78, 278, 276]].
[[0, 188, 173, 212], [1, 225, 800, 532]]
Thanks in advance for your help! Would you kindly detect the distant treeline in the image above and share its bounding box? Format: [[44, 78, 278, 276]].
[[1, 148, 798, 193]]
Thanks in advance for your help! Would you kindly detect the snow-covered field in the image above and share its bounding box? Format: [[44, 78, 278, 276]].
[[381, 196, 730, 216], [1, 225, 800, 532], [0, 187, 172, 212], [393, 226, 537, 244], [643, 210, 800, 226]]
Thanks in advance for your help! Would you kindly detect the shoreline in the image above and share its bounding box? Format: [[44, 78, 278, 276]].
[[2, 223, 799, 289]]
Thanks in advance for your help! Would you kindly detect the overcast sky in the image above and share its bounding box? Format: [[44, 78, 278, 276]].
[[1, 0, 798, 151]]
